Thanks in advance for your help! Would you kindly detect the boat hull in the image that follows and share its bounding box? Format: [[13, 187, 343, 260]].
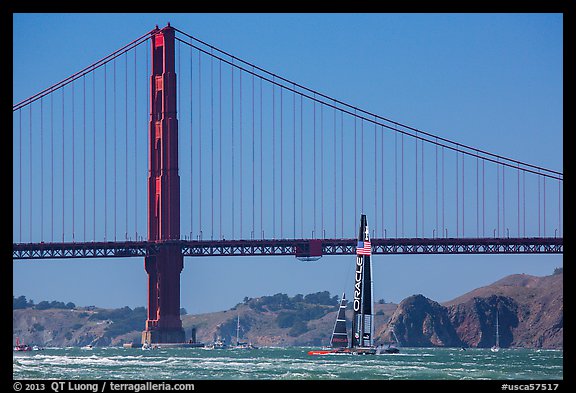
[[308, 347, 377, 356]]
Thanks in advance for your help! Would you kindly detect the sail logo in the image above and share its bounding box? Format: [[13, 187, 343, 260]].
[[353, 256, 363, 311]]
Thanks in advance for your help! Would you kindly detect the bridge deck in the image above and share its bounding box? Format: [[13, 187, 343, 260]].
[[13, 237, 563, 260]]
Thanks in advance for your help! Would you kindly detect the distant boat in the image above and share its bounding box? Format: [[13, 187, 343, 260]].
[[377, 330, 400, 354], [230, 314, 258, 350], [490, 308, 500, 352], [205, 337, 228, 350], [13, 337, 32, 352], [309, 214, 382, 356], [81, 344, 94, 350]]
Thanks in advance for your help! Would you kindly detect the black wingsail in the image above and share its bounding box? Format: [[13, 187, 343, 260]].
[[351, 214, 374, 350], [330, 293, 348, 348]]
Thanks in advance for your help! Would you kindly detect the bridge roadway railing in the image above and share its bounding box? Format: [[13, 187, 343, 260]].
[[13, 237, 563, 260]]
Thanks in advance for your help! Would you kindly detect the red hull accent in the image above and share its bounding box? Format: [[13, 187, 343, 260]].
[[308, 348, 351, 355]]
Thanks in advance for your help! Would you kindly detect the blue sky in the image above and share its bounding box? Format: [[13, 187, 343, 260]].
[[13, 13, 563, 314]]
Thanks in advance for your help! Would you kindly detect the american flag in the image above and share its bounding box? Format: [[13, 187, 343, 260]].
[[356, 240, 371, 256]]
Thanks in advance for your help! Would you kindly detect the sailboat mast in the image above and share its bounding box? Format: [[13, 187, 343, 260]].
[[495, 311, 500, 347], [236, 314, 240, 346], [351, 214, 373, 348]]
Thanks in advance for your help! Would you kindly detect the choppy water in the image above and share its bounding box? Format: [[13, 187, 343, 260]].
[[13, 346, 562, 380]]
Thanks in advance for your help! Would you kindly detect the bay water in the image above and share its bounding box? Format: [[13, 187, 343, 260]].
[[13, 346, 562, 380]]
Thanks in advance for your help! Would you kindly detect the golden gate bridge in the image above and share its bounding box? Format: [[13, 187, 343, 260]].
[[13, 24, 563, 343]]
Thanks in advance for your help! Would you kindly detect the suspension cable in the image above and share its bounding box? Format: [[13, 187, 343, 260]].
[[173, 28, 562, 180]]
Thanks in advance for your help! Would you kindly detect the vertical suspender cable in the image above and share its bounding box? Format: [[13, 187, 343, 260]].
[[462, 151, 464, 237], [482, 159, 485, 237], [19, 110, 22, 242], [93, 72, 96, 240], [198, 51, 202, 238], [294, 88, 297, 239], [83, 76, 87, 241], [29, 106, 33, 241], [374, 119, 377, 237], [539, 173, 543, 237], [219, 60, 222, 239], [302, 92, 306, 238], [517, 164, 520, 237], [436, 139, 439, 237], [40, 98, 44, 241], [238, 70, 244, 239], [394, 131, 397, 237], [502, 164, 506, 236], [51, 94, 55, 242], [381, 125, 384, 238], [543, 176, 546, 237], [416, 132, 418, 237], [497, 160, 500, 237], [442, 146, 448, 237], [523, 170, 525, 236], [113, 59, 117, 240], [231, 61, 234, 239], [240, 70, 243, 239], [477, 152, 479, 238], [354, 112, 356, 221], [335, 107, 338, 238], [211, 52, 214, 239], [61, 89, 65, 241], [260, 78, 264, 238], [361, 119, 364, 213], [190, 44, 194, 238], [340, 111, 343, 237], [320, 103, 323, 236], [280, 85, 283, 239], [558, 177, 561, 237], [253, 72, 256, 238], [272, 79, 276, 238], [125, 52, 128, 239], [104, 63, 108, 241], [456, 145, 459, 238], [401, 132, 404, 237], [313, 96, 316, 237], [271, 79, 277, 239], [422, 139, 424, 236], [134, 47, 138, 239], [72, 82, 75, 241]]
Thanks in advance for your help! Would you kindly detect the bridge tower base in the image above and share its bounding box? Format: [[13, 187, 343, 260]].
[[142, 329, 185, 345]]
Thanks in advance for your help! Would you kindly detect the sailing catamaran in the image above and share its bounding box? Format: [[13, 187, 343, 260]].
[[307, 293, 349, 355], [308, 214, 378, 355]]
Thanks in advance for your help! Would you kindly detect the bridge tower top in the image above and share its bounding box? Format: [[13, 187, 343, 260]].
[[148, 24, 180, 241]]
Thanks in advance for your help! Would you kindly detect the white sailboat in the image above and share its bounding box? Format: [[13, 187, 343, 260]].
[[490, 309, 500, 352], [230, 314, 258, 350]]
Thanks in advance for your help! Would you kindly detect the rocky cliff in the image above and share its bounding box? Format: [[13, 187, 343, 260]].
[[378, 294, 462, 347], [445, 272, 563, 349]]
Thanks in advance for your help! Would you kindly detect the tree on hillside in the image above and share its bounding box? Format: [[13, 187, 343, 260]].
[[13, 295, 34, 309], [553, 267, 563, 275]]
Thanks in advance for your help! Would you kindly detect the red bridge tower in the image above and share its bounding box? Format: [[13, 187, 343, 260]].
[[142, 24, 185, 344]]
